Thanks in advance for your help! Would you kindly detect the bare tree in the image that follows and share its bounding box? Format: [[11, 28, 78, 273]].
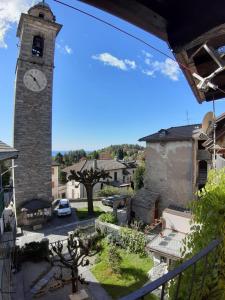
[[49, 229, 102, 294], [68, 167, 111, 216]]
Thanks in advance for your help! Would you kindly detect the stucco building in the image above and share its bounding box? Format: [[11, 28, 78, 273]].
[[63, 159, 134, 199], [51, 161, 59, 200], [132, 124, 212, 224]]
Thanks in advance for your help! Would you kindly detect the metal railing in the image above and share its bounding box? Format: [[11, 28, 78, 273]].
[[119, 239, 220, 300]]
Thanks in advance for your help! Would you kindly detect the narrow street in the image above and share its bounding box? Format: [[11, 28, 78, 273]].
[[17, 200, 112, 246]]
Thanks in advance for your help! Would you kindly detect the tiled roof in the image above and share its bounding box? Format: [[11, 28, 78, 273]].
[[0, 141, 18, 161], [63, 160, 86, 174], [85, 159, 126, 171], [139, 124, 201, 142], [52, 160, 60, 166], [63, 159, 126, 174]]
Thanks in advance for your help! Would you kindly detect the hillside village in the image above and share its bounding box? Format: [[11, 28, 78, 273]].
[[0, 1, 225, 300]]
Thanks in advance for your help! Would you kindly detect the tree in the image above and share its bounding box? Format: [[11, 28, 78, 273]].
[[59, 168, 67, 184], [117, 148, 124, 160], [68, 168, 111, 215], [133, 164, 145, 191], [169, 168, 225, 300], [55, 152, 64, 165], [90, 151, 99, 160], [49, 229, 102, 294]]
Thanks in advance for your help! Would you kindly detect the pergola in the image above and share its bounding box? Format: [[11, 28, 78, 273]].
[[80, 0, 225, 102]]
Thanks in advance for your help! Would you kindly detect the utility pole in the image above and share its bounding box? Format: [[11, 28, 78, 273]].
[[186, 110, 190, 125]]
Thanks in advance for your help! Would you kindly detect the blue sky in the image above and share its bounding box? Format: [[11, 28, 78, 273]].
[[1, 0, 224, 151]]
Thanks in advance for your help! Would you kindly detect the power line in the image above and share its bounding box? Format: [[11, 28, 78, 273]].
[[53, 0, 225, 97], [53, 0, 188, 69]]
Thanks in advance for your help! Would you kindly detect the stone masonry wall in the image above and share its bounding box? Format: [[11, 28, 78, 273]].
[[13, 8, 61, 213], [144, 140, 194, 213], [132, 140, 194, 224]]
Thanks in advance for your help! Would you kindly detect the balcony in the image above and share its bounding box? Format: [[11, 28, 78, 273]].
[[197, 150, 211, 161], [119, 239, 220, 300]]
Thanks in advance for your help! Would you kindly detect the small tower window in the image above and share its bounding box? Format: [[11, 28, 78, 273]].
[[39, 13, 44, 19], [32, 36, 44, 57]]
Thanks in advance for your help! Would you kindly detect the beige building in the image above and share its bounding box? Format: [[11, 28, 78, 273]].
[[133, 124, 211, 224], [133, 116, 225, 224], [51, 161, 59, 200], [63, 159, 134, 199]]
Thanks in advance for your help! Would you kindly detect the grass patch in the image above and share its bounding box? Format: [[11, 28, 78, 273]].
[[76, 206, 104, 220], [92, 241, 157, 299]]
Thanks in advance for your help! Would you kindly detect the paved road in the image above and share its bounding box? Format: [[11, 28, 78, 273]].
[[17, 200, 112, 246]]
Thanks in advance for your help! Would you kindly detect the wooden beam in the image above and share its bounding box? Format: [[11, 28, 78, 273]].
[[80, 0, 167, 41]]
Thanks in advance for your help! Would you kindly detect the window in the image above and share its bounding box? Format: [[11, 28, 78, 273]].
[[39, 13, 44, 18], [160, 256, 167, 263], [32, 36, 44, 57], [114, 172, 117, 181], [123, 176, 125, 183]]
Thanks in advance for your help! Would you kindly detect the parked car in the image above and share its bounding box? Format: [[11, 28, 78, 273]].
[[101, 195, 126, 208], [54, 198, 72, 216]]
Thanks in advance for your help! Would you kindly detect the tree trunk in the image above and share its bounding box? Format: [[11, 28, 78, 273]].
[[71, 268, 79, 293], [86, 185, 94, 216]]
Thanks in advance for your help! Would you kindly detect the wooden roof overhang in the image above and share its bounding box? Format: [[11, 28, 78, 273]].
[[80, 0, 225, 103]]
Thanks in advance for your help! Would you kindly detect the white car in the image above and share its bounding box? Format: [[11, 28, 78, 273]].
[[56, 199, 72, 217]]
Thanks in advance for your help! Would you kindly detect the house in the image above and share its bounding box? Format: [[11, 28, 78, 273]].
[[0, 141, 18, 234], [132, 124, 202, 224], [63, 159, 134, 199], [0, 141, 18, 300], [133, 115, 225, 224], [147, 206, 191, 264], [52, 161, 59, 200]]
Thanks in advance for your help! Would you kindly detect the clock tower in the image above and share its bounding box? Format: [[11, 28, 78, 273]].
[[13, 1, 62, 220]]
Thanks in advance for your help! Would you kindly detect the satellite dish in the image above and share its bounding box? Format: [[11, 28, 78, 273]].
[[202, 112, 214, 134]]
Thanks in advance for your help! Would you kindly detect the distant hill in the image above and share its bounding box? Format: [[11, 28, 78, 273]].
[[52, 144, 145, 166]]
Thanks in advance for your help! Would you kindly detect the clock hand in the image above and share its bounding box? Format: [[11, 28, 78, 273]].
[[34, 78, 41, 89], [29, 74, 41, 89]]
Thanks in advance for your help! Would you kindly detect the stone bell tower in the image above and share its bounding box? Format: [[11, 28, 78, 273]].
[[13, 1, 62, 216]]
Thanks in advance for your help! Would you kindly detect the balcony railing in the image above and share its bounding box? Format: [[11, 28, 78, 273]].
[[119, 239, 220, 300]]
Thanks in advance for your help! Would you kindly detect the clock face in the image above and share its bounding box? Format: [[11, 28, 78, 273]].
[[23, 69, 47, 92]]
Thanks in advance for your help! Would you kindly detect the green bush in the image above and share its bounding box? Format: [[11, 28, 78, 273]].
[[19, 240, 49, 262], [169, 168, 225, 300], [107, 243, 122, 274], [120, 227, 146, 256], [97, 186, 134, 197], [98, 212, 117, 224]]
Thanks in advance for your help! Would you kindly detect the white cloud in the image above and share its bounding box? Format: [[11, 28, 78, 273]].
[[142, 50, 152, 58], [65, 45, 73, 55], [92, 53, 136, 71], [56, 43, 73, 55], [124, 59, 136, 70], [152, 58, 180, 81], [142, 69, 155, 77], [0, 0, 32, 48], [141, 49, 180, 81]]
